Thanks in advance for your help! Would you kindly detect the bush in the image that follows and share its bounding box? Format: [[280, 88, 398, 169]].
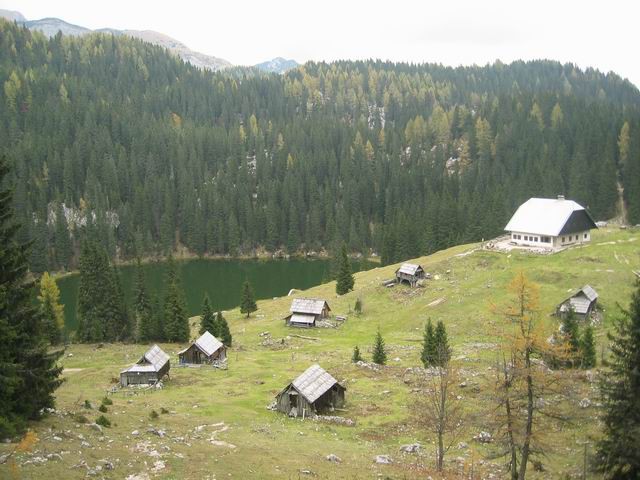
[[354, 298, 363, 315], [101, 396, 113, 406], [95, 415, 111, 428], [160, 407, 169, 414], [83, 400, 93, 409], [98, 404, 108, 413], [73, 414, 89, 424], [352, 345, 363, 363], [149, 410, 159, 419]]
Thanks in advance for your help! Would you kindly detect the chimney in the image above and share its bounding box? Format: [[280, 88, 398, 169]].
[[557, 195, 565, 201]]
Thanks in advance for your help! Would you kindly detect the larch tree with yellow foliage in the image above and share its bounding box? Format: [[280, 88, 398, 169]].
[[491, 272, 569, 480], [38, 272, 65, 345]]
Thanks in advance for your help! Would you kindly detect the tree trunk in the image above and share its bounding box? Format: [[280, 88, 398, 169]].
[[518, 349, 534, 480], [437, 428, 444, 471], [503, 356, 518, 480]]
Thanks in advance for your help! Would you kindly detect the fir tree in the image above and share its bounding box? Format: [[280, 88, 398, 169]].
[[217, 311, 232, 346], [580, 325, 596, 369], [354, 298, 363, 315], [76, 240, 105, 342], [163, 256, 189, 342], [199, 295, 217, 335], [0, 156, 63, 437], [352, 345, 363, 363], [133, 259, 152, 342], [240, 280, 257, 318], [421, 319, 437, 367], [54, 203, 72, 271], [335, 244, 355, 295], [433, 320, 451, 366], [38, 272, 65, 345], [561, 307, 581, 366], [595, 279, 640, 477], [372, 330, 387, 365]]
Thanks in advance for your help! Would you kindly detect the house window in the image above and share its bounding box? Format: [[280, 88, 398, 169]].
[[541, 236, 550, 243], [562, 236, 565, 242], [584, 233, 588, 239]]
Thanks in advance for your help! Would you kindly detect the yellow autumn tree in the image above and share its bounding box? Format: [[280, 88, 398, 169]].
[[491, 272, 569, 480], [38, 272, 65, 344]]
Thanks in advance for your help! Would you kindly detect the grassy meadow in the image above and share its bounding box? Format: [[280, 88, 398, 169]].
[[1, 227, 639, 479]]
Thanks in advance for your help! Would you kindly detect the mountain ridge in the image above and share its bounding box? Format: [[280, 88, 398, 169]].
[[0, 9, 233, 71]]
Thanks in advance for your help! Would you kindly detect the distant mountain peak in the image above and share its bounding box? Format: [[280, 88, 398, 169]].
[[254, 57, 299, 74], [0, 9, 26, 22]]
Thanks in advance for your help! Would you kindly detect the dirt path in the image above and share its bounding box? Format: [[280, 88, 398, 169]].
[[62, 368, 85, 374]]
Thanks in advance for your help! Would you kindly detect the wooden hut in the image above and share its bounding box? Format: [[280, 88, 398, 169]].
[[177, 331, 227, 365], [120, 345, 170, 386], [284, 298, 331, 328], [275, 364, 345, 418], [557, 285, 599, 320], [395, 263, 426, 286]]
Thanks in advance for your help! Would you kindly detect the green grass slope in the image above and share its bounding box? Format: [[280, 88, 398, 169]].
[[2, 228, 639, 479]]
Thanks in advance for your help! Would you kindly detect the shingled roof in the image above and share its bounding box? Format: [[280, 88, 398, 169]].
[[290, 298, 330, 315], [560, 285, 599, 315], [504, 197, 597, 236], [291, 364, 341, 403], [140, 344, 170, 371], [396, 263, 423, 276], [122, 344, 169, 374], [178, 331, 224, 357]]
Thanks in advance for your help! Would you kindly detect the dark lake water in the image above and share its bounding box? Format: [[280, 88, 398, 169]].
[[56, 257, 375, 331]]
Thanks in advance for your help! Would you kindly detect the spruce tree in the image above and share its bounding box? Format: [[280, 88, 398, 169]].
[[421, 319, 437, 368], [561, 307, 581, 363], [240, 280, 257, 318], [217, 311, 232, 347], [199, 295, 217, 335], [54, 203, 72, 271], [580, 325, 596, 369], [335, 244, 355, 295], [76, 240, 105, 342], [0, 156, 63, 437], [163, 257, 190, 342], [352, 345, 363, 363], [354, 298, 363, 315], [433, 320, 451, 366], [38, 272, 65, 345], [133, 259, 152, 342], [594, 279, 640, 477], [372, 330, 387, 365]]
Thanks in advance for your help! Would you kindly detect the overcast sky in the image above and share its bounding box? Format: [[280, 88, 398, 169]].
[[4, 0, 639, 88]]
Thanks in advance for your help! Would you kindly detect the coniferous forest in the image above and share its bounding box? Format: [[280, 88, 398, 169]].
[[1, 19, 640, 273]]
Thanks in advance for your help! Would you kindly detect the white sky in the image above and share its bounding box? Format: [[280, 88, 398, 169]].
[[3, 0, 639, 88]]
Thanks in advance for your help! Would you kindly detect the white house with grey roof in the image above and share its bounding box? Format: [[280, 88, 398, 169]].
[[120, 344, 170, 386], [504, 196, 597, 250], [178, 331, 227, 365], [557, 285, 599, 320], [285, 298, 331, 327], [275, 364, 346, 417]]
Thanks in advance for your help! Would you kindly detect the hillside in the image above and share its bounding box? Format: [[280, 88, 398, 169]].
[[1, 19, 639, 277], [0, 9, 232, 71], [1, 227, 638, 478]]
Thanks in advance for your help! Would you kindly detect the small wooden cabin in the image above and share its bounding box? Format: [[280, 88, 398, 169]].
[[284, 298, 331, 328], [275, 364, 345, 418], [395, 263, 426, 286], [120, 345, 170, 387], [557, 285, 599, 320], [178, 331, 227, 365]]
